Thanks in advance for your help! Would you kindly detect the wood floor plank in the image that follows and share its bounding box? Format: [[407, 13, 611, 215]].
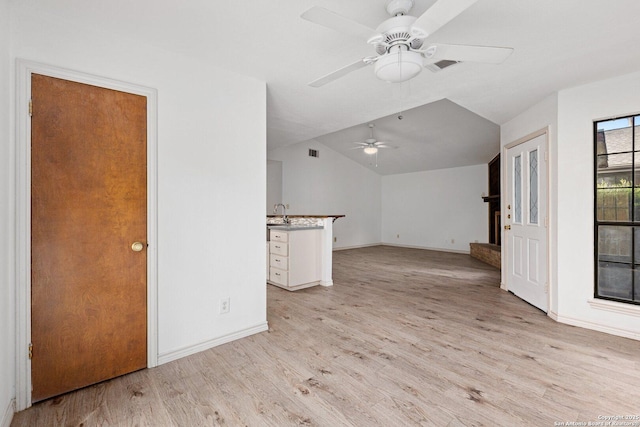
[[12, 246, 640, 426]]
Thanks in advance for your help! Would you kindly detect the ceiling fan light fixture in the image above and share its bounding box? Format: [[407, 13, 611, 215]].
[[364, 146, 378, 155], [374, 49, 423, 83]]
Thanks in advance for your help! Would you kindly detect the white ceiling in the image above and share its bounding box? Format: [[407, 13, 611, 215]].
[[20, 0, 640, 174], [314, 99, 499, 175]]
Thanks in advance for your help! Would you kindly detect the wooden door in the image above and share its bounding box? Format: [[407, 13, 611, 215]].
[[505, 133, 548, 312], [31, 74, 147, 402]]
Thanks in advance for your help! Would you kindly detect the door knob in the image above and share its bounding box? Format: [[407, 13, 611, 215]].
[[504, 225, 511, 230], [131, 242, 145, 252]]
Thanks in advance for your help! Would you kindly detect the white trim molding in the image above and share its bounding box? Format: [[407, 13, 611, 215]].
[[588, 298, 640, 318], [157, 322, 269, 365], [383, 243, 470, 255], [554, 312, 640, 341], [15, 59, 159, 410], [1, 399, 14, 427]]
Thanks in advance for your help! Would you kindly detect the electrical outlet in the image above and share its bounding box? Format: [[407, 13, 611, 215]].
[[220, 297, 230, 314], [397, 234, 400, 239], [451, 239, 455, 244], [286, 204, 289, 209], [334, 237, 337, 242]]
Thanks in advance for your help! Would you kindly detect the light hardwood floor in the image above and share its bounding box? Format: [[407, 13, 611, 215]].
[[12, 246, 640, 426]]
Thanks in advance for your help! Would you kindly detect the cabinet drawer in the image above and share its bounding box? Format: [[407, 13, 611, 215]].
[[269, 267, 288, 286], [270, 230, 289, 243], [270, 255, 289, 270], [270, 241, 288, 256]]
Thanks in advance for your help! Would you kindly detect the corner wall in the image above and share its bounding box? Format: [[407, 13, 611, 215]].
[[10, 0, 267, 400], [501, 75, 640, 340], [555, 71, 640, 339], [381, 164, 488, 253], [268, 140, 382, 249], [0, 0, 16, 422]]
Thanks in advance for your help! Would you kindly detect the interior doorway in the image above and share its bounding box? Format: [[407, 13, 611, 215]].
[[30, 74, 148, 401], [15, 60, 158, 409]]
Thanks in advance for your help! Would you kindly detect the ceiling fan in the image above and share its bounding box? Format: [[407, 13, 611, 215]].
[[301, 0, 513, 87], [352, 124, 391, 155]]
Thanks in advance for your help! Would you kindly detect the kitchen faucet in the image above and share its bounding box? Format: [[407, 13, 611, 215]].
[[273, 203, 288, 224]]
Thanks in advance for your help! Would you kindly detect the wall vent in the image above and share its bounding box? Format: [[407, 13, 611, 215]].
[[308, 149, 319, 158]]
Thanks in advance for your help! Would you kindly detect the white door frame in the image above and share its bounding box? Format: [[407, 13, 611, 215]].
[[502, 127, 551, 311], [15, 59, 159, 410]]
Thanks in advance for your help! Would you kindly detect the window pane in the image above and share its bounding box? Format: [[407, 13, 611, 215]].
[[597, 153, 632, 177], [598, 262, 632, 300], [595, 115, 639, 306], [634, 227, 640, 265], [598, 226, 632, 263], [596, 188, 631, 221], [514, 155, 521, 223], [529, 150, 538, 224], [596, 118, 633, 154]]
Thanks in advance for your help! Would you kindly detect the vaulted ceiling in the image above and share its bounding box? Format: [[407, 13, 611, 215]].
[[19, 0, 640, 174]]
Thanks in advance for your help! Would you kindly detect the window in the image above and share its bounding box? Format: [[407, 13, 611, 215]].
[[594, 114, 640, 304]]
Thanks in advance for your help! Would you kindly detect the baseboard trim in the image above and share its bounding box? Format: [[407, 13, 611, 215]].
[[381, 243, 470, 255], [333, 243, 380, 251], [157, 322, 269, 365], [332, 243, 471, 254], [1, 399, 14, 427], [554, 314, 640, 341]]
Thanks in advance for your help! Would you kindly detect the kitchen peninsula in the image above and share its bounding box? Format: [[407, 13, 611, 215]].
[[266, 215, 344, 291]]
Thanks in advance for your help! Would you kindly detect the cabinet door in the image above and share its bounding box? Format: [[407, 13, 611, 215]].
[[288, 230, 321, 286]]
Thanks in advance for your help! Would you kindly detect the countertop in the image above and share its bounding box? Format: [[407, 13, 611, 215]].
[[267, 224, 324, 231], [267, 215, 345, 219]]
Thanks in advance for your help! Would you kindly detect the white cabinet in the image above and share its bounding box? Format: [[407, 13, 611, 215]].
[[268, 228, 321, 291]]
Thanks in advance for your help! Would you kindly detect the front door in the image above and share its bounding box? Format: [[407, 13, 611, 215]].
[[505, 132, 548, 312], [30, 74, 148, 402]]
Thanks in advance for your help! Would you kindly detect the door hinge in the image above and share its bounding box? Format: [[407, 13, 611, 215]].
[[28, 343, 33, 359], [544, 151, 548, 162], [28, 99, 33, 117]]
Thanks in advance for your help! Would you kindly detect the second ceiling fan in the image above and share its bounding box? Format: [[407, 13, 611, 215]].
[[301, 0, 513, 87]]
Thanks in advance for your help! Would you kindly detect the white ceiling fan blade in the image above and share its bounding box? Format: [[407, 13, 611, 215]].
[[424, 43, 513, 64], [301, 7, 378, 41], [308, 59, 371, 87], [411, 0, 478, 38]]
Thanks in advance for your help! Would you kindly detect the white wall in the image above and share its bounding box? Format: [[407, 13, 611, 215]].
[[501, 76, 640, 340], [268, 140, 382, 249], [500, 93, 559, 313], [554, 71, 640, 338], [10, 0, 267, 385], [1, 0, 16, 423], [381, 165, 488, 253], [266, 160, 283, 214]]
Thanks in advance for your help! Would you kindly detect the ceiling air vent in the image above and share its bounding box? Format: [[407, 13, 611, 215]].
[[424, 60, 460, 73], [308, 149, 319, 158]]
